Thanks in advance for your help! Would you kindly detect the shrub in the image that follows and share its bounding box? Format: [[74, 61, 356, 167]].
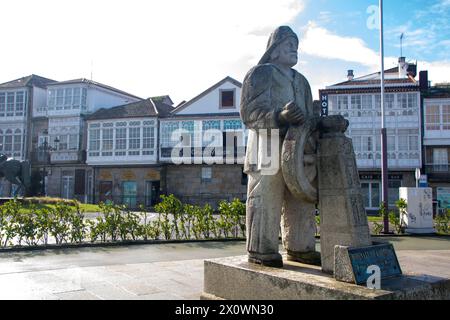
[[201, 204, 217, 239], [1, 200, 21, 247], [189, 204, 204, 240], [154, 195, 183, 240], [217, 201, 235, 238], [48, 203, 73, 244], [119, 208, 141, 241], [15, 204, 39, 246], [390, 199, 407, 234], [36, 208, 51, 245], [0, 195, 248, 247], [378, 201, 406, 235], [230, 198, 246, 238], [372, 221, 384, 235], [182, 204, 197, 239], [69, 202, 87, 243], [435, 209, 450, 234]]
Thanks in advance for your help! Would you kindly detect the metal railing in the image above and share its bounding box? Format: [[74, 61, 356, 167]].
[[425, 164, 450, 181]]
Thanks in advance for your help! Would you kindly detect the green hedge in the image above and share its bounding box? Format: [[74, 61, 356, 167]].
[[22, 197, 78, 206], [0, 195, 246, 248]]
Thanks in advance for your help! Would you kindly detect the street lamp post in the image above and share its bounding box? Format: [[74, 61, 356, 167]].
[[379, 0, 390, 233], [41, 140, 49, 196], [39, 135, 59, 196]]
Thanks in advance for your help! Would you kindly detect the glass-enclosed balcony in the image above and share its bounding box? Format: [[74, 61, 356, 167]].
[[44, 87, 88, 116]]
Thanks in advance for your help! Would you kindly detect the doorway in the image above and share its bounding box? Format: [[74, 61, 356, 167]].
[[145, 181, 160, 207], [122, 181, 137, 208], [61, 176, 74, 199], [99, 181, 113, 204]]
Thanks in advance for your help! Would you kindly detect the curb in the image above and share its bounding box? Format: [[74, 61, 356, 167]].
[[1, 234, 448, 253], [0, 238, 246, 253]]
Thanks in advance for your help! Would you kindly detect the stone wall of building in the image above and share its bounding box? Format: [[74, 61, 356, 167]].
[[165, 164, 247, 208], [93, 166, 162, 208], [47, 164, 89, 202], [402, 171, 416, 188]]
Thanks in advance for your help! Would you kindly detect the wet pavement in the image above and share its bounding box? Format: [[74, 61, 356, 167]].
[[0, 236, 448, 299]]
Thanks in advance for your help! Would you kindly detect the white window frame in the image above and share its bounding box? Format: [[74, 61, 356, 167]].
[[219, 89, 236, 109], [48, 86, 85, 111], [201, 167, 212, 183], [88, 119, 157, 160]]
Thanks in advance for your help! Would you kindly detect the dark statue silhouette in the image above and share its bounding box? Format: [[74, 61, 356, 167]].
[[0, 153, 31, 197]]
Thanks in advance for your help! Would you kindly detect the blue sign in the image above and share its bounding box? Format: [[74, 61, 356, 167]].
[[348, 243, 402, 285], [419, 175, 428, 188]]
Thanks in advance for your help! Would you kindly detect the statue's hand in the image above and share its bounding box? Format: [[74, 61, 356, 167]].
[[279, 101, 305, 125]]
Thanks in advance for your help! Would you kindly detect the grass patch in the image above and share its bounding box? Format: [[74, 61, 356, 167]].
[[367, 216, 383, 222]]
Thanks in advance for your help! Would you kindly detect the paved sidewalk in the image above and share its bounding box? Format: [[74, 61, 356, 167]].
[[0, 237, 448, 300]]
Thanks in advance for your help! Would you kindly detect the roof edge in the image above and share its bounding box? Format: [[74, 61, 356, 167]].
[[47, 78, 143, 100], [171, 76, 242, 115]]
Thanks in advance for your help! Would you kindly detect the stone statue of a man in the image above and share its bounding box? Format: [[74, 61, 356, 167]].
[[240, 26, 320, 268]]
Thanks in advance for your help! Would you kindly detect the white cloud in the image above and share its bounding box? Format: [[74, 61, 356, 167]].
[[0, 0, 304, 104], [418, 60, 450, 85], [300, 22, 381, 66], [299, 22, 399, 69]]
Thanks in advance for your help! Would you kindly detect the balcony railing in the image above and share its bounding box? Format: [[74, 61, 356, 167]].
[[160, 146, 247, 163], [50, 150, 86, 163], [425, 164, 450, 181], [30, 150, 87, 164]]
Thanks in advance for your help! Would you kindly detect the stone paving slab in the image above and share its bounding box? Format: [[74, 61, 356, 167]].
[[54, 290, 100, 300], [0, 259, 205, 300], [0, 239, 448, 300]]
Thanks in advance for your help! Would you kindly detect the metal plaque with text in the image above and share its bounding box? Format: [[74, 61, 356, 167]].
[[348, 243, 402, 285]]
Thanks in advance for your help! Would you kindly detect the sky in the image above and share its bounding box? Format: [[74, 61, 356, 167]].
[[0, 0, 449, 104]]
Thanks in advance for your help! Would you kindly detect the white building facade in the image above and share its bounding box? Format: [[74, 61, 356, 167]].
[[422, 84, 450, 213], [319, 60, 424, 213], [33, 79, 141, 201], [159, 77, 248, 207], [86, 98, 172, 207], [0, 75, 56, 196]]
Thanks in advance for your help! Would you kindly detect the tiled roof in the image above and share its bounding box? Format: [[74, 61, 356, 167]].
[[0, 74, 57, 89], [331, 77, 417, 87], [423, 86, 450, 99], [330, 65, 417, 87], [162, 112, 241, 119], [154, 100, 175, 117], [150, 95, 174, 106], [87, 98, 174, 121], [47, 78, 142, 100]]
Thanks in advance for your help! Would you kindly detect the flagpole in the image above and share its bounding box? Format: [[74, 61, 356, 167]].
[[400, 33, 404, 58], [379, 0, 390, 233]]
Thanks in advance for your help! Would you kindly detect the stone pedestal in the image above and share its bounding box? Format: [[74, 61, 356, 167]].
[[400, 188, 435, 234], [317, 128, 371, 273], [201, 256, 450, 300]]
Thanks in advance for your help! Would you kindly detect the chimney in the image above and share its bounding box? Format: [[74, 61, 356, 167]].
[[398, 57, 408, 78], [419, 70, 429, 91], [347, 70, 354, 81]]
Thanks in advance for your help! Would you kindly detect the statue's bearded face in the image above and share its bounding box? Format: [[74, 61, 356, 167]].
[[270, 36, 298, 68]]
